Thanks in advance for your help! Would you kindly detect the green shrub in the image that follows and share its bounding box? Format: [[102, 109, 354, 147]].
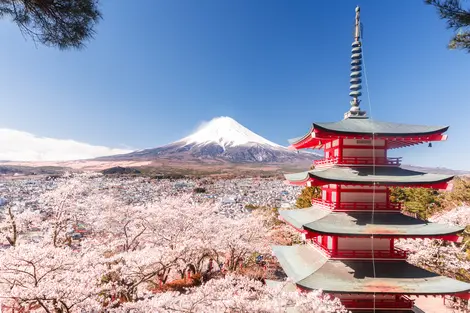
[[390, 177, 470, 220], [390, 187, 442, 219], [295, 186, 321, 208], [443, 177, 470, 207]]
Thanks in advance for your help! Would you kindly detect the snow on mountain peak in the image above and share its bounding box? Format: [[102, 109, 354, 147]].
[[179, 116, 283, 148]]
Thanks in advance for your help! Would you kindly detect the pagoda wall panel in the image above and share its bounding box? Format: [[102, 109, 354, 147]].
[[337, 237, 390, 250], [342, 148, 386, 158], [331, 191, 337, 202], [343, 139, 385, 147], [341, 192, 386, 202], [327, 236, 334, 249], [315, 235, 323, 247], [325, 149, 340, 159], [313, 235, 335, 250]]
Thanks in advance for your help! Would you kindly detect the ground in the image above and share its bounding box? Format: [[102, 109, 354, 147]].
[[412, 296, 457, 313]]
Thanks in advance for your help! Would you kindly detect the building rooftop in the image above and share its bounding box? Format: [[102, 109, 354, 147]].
[[284, 166, 453, 186], [314, 119, 448, 136], [279, 208, 464, 237], [273, 245, 470, 295], [289, 119, 448, 145]]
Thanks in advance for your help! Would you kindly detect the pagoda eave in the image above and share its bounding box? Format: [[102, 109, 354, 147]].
[[285, 177, 451, 189], [273, 245, 470, 296], [284, 167, 453, 189], [279, 208, 464, 239], [288, 119, 449, 150], [289, 124, 448, 150], [312, 121, 449, 138]]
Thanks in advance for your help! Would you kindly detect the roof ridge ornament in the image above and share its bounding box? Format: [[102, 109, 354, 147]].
[[344, 6, 368, 120]]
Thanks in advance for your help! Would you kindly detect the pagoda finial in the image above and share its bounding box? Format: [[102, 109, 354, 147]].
[[344, 5, 367, 119]]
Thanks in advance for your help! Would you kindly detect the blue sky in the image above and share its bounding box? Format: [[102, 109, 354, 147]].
[[1, 0, 470, 169]]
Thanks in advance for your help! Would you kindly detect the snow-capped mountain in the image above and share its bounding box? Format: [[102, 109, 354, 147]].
[[180, 116, 283, 149], [103, 117, 320, 164]]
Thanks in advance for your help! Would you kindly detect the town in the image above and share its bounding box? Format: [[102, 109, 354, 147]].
[[0, 173, 300, 247]]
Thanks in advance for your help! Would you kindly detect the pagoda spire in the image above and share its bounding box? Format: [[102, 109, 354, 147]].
[[344, 6, 367, 119]]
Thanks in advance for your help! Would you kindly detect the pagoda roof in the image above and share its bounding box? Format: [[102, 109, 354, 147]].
[[279, 207, 331, 230], [279, 208, 463, 237], [284, 166, 453, 187], [314, 119, 448, 136], [290, 119, 448, 142], [288, 119, 449, 150], [273, 245, 470, 295]]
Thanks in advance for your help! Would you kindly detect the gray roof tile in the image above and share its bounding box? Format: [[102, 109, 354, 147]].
[[284, 166, 453, 185], [279, 208, 463, 236], [273, 245, 470, 294]]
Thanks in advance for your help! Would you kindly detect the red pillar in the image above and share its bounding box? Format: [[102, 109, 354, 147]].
[[336, 184, 341, 210], [332, 236, 338, 255], [384, 139, 388, 158], [338, 139, 343, 163]]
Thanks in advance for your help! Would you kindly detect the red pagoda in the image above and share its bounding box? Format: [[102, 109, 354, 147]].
[[271, 6, 470, 312]]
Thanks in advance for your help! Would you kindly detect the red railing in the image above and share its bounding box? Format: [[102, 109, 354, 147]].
[[314, 156, 402, 167], [311, 198, 335, 209], [311, 198, 402, 211], [313, 241, 332, 256], [312, 243, 408, 260], [331, 248, 408, 259], [341, 296, 413, 309], [313, 157, 338, 166]]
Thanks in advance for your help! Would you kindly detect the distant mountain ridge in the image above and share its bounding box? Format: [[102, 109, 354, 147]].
[[100, 116, 320, 164], [2, 116, 469, 177], [2, 117, 469, 176], [401, 164, 470, 176]]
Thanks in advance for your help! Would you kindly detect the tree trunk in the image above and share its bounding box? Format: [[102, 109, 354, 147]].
[[6, 206, 17, 246]]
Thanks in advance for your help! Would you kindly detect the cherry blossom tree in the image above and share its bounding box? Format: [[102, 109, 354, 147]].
[[87, 195, 270, 302], [396, 206, 470, 311], [397, 206, 470, 276], [111, 275, 348, 313], [0, 200, 42, 247], [397, 207, 470, 281], [0, 243, 106, 312], [0, 174, 348, 312], [32, 176, 269, 306], [397, 238, 470, 279], [429, 205, 470, 228], [38, 172, 115, 247]]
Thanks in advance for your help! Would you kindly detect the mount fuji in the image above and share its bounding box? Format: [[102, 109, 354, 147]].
[[102, 117, 320, 164]]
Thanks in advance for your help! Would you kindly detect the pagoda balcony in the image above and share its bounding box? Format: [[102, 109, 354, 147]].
[[340, 296, 413, 310], [314, 244, 408, 260], [311, 198, 402, 211], [314, 156, 402, 167]]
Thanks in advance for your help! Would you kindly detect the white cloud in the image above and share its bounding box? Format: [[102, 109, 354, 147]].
[[0, 128, 133, 161]]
